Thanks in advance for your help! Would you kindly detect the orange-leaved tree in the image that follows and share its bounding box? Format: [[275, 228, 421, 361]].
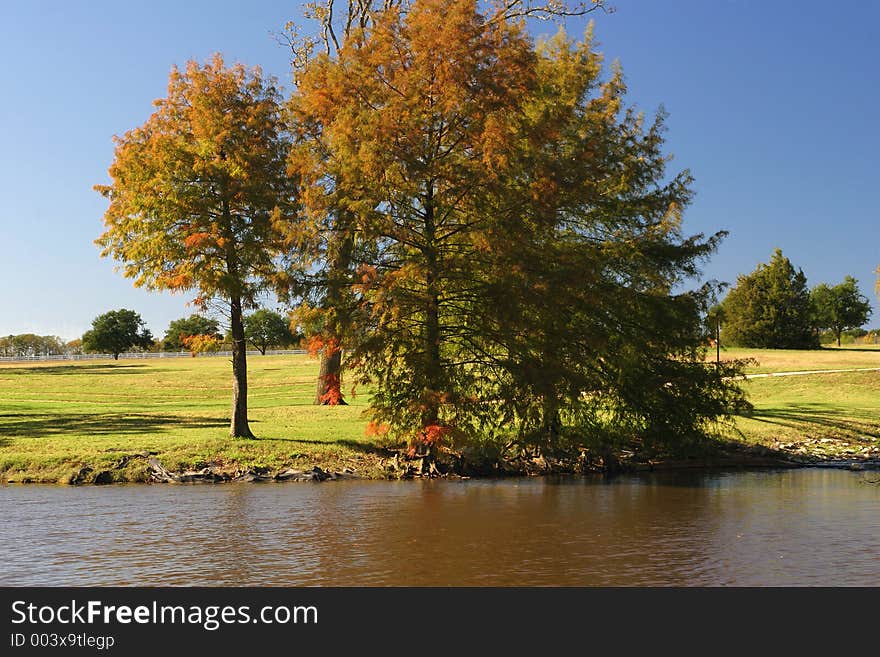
[[279, 0, 609, 409], [289, 0, 537, 456], [95, 54, 296, 438]]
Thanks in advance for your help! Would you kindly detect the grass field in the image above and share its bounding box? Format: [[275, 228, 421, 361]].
[[0, 355, 379, 483], [1, 347, 879, 483]]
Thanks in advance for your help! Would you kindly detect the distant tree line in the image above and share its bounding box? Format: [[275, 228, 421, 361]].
[[75, 309, 300, 358], [715, 249, 873, 349], [0, 334, 69, 358]]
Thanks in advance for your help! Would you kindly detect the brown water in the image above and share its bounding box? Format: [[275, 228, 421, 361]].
[[2, 469, 879, 586]]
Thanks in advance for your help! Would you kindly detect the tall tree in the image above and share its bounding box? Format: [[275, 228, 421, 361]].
[[471, 29, 744, 453], [291, 0, 539, 450], [280, 0, 609, 406], [95, 55, 297, 437], [811, 276, 872, 347], [81, 309, 153, 359], [721, 249, 817, 349], [289, 0, 747, 460]]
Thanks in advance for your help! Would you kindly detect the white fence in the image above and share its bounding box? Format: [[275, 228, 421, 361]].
[[0, 349, 307, 363]]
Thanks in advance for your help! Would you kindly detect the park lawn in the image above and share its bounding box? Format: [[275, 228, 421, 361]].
[[0, 355, 382, 483], [727, 370, 880, 459], [1, 349, 879, 483], [715, 345, 880, 374]]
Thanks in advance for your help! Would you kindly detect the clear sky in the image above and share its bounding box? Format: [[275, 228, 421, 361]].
[[1, 0, 877, 340]]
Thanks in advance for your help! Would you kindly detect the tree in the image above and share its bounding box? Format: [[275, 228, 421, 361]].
[[280, 0, 610, 407], [81, 309, 153, 359], [95, 55, 297, 437], [163, 315, 222, 351], [811, 276, 872, 347], [243, 309, 297, 355], [289, 0, 748, 461], [720, 249, 818, 349], [181, 333, 222, 357]]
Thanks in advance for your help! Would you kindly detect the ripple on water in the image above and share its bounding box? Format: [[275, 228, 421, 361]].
[[1, 470, 879, 586]]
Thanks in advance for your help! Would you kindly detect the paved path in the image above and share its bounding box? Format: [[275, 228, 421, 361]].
[[743, 367, 880, 380]]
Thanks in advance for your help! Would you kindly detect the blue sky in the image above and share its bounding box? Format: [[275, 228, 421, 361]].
[[1, 0, 877, 339]]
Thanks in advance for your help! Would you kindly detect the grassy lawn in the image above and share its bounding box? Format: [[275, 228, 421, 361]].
[[715, 345, 880, 374], [0, 355, 380, 483], [728, 371, 880, 459], [2, 347, 879, 483], [708, 346, 880, 458]]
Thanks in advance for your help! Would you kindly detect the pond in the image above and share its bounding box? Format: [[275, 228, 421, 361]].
[[2, 469, 878, 586]]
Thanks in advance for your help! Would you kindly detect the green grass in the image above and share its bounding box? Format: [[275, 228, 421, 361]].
[[705, 346, 880, 458], [0, 355, 382, 483], [727, 370, 880, 458], [2, 348, 879, 483]]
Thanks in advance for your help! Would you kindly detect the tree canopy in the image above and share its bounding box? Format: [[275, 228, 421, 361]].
[[811, 276, 872, 347], [288, 0, 748, 461], [81, 309, 153, 359], [95, 54, 297, 437], [244, 309, 298, 355], [721, 249, 817, 349], [162, 315, 222, 351]]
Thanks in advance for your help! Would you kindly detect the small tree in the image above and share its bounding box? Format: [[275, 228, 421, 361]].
[[721, 249, 818, 349], [81, 309, 153, 359], [95, 55, 296, 438], [243, 309, 296, 355], [163, 315, 222, 351], [811, 276, 873, 347]]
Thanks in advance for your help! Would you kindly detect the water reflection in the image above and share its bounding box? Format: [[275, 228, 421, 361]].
[[1, 469, 878, 586]]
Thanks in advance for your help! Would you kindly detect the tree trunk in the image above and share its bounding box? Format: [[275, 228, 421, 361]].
[[315, 346, 346, 405], [229, 296, 254, 438], [422, 180, 442, 430], [113, 353, 119, 361], [312, 224, 354, 405]]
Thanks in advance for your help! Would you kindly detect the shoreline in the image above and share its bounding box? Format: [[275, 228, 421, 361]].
[[3, 443, 878, 486]]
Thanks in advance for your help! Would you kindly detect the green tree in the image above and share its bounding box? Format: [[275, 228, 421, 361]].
[[81, 309, 153, 359], [290, 0, 749, 461], [811, 276, 872, 347], [95, 55, 297, 437], [163, 315, 222, 351], [721, 249, 817, 349], [280, 0, 609, 407], [244, 309, 297, 355]]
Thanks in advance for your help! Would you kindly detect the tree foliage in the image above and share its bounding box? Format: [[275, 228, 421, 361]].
[[0, 335, 68, 358], [95, 54, 297, 437], [162, 315, 222, 351], [181, 333, 222, 357], [243, 309, 298, 354], [279, 1, 611, 407], [811, 276, 872, 347], [81, 309, 153, 359], [721, 249, 818, 349], [288, 0, 748, 460]]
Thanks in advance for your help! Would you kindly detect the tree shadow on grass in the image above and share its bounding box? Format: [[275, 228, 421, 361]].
[[747, 403, 880, 438], [0, 412, 228, 440], [819, 347, 880, 353], [0, 364, 170, 376]]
